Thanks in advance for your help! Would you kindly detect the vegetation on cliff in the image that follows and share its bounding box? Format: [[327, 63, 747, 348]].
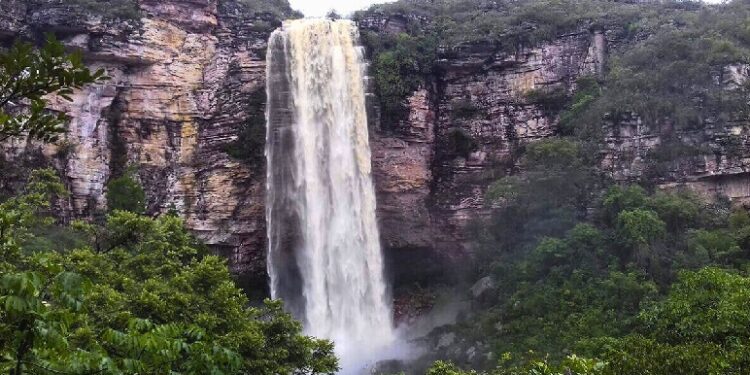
[[224, 90, 268, 167], [30, 0, 301, 23], [356, 0, 750, 142], [30, 0, 141, 21], [354, 2, 750, 368], [105, 168, 147, 215], [237, 0, 303, 18]]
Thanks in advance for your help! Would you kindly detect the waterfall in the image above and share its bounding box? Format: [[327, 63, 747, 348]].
[[265, 19, 396, 372]]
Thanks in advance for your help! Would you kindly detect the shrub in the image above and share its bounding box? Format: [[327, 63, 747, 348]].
[[224, 90, 266, 166], [451, 99, 480, 120], [361, 31, 437, 128], [106, 169, 146, 214], [54, 140, 77, 160], [50, 0, 141, 20], [523, 86, 569, 113], [445, 128, 477, 158], [236, 0, 301, 18]]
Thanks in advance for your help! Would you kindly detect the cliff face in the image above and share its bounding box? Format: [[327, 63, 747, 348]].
[[363, 13, 750, 284], [363, 17, 607, 282], [0, 0, 279, 291], [2, 1, 749, 293]]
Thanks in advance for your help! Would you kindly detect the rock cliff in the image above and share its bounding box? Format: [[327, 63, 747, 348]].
[[1, 0, 749, 294], [0, 0, 287, 292], [364, 17, 608, 283], [362, 11, 750, 286]]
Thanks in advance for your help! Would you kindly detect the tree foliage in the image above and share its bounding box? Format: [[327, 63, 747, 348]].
[[0, 35, 106, 143], [426, 356, 606, 375], [443, 127, 750, 373], [0, 171, 338, 374], [106, 168, 146, 214], [594, 268, 750, 374], [46, 0, 141, 20], [360, 31, 437, 129]]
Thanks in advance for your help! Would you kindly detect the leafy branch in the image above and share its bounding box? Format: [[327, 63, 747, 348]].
[[0, 34, 107, 143]]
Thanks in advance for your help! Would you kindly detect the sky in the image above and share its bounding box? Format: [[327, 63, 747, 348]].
[[288, 0, 394, 17], [289, 0, 725, 18]]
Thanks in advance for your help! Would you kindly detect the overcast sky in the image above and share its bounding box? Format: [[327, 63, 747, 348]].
[[288, 0, 394, 17], [289, 0, 725, 18]]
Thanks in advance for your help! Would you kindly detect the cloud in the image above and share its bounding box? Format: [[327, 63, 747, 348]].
[[288, 0, 395, 17], [290, 0, 726, 18]]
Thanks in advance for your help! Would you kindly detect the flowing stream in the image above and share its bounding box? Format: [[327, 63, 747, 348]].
[[265, 19, 396, 373]]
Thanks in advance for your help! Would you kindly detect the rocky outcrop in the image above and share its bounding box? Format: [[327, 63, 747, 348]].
[[366, 19, 605, 273], [429, 33, 601, 246], [365, 13, 750, 275], [1, 0, 283, 292], [0, 0, 26, 41]]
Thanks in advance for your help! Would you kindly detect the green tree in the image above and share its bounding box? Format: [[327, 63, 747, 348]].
[[597, 268, 750, 374], [426, 356, 606, 375], [0, 171, 338, 374], [106, 169, 146, 214], [615, 209, 666, 249], [0, 35, 106, 142]]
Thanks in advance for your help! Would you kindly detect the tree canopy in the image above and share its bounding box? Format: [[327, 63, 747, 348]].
[[0, 170, 338, 374]]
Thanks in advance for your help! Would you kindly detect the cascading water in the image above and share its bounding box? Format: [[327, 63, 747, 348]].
[[265, 19, 396, 373]]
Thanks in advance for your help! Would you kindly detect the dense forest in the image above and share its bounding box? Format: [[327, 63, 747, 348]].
[[2, 0, 750, 374], [358, 0, 750, 373]]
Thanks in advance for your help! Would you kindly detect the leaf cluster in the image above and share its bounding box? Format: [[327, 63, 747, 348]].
[[0, 35, 106, 143]]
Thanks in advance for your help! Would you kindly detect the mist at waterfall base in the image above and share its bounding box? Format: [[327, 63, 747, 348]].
[[264, 19, 422, 373]]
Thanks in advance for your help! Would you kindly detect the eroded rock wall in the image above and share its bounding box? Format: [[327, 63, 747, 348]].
[[364, 18, 605, 278], [365, 14, 750, 278], [0, 0, 279, 292]]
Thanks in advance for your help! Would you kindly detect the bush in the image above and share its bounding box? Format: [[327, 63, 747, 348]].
[[363, 31, 438, 128], [523, 87, 569, 113], [236, 0, 301, 18], [451, 99, 480, 119], [445, 128, 477, 158], [106, 169, 146, 214], [47, 0, 141, 20], [224, 90, 266, 166]]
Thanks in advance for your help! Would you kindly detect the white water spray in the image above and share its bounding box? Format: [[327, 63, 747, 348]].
[[265, 19, 397, 373]]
